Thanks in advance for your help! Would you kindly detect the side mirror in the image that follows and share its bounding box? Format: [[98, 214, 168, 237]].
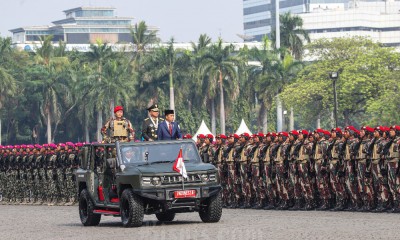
[[106, 158, 116, 169]]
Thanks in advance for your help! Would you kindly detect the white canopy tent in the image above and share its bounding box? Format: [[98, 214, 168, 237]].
[[235, 119, 252, 135], [192, 120, 213, 141]]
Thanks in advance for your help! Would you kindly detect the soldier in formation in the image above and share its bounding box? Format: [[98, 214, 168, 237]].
[[199, 125, 400, 213], [0, 142, 83, 206]]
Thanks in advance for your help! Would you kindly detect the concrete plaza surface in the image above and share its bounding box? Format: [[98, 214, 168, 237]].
[[0, 205, 399, 240]]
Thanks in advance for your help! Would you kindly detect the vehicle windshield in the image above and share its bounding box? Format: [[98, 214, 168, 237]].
[[120, 142, 200, 165]]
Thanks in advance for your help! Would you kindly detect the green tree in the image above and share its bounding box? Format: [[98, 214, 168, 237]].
[[200, 38, 240, 134], [280, 37, 400, 128], [271, 12, 310, 60]]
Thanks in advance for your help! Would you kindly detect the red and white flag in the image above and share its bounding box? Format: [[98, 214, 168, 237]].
[[173, 148, 187, 178]]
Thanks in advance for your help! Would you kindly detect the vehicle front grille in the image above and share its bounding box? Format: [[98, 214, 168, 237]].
[[161, 174, 202, 185]]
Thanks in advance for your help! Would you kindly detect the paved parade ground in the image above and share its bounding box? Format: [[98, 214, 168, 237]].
[[0, 205, 399, 240]]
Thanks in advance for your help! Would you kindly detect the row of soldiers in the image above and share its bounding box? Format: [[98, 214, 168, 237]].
[[0, 142, 81, 205], [196, 125, 400, 212]]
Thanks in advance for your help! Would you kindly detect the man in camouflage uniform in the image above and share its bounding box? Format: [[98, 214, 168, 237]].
[[383, 126, 400, 212], [199, 134, 214, 163], [313, 129, 331, 210], [328, 128, 347, 211], [370, 126, 391, 212], [288, 130, 303, 210], [355, 126, 375, 211], [141, 104, 164, 141], [260, 133, 278, 210], [64, 142, 76, 205], [212, 134, 227, 206], [56, 144, 68, 205], [234, 133, 251, 208], [196, 134, 205, 151], [101, 105, 135, 143], [342, 126, 362, 210], [36, 145, 47, 204], [46, 144, 58, 205], [223, 134, 239, 208], [274, 132, 291, 209], [248, 133, 262, 208]]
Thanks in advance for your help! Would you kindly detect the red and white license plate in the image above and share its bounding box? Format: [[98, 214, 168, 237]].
[[174, 189, 196, 199]]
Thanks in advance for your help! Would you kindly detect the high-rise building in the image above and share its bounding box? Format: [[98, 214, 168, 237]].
[[243, 0, 400, 46], [10, 6, 158, 45]]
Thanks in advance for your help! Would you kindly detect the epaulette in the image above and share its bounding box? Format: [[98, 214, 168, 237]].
[[159, 118, 164, 120], [145, 118, 149, 120]]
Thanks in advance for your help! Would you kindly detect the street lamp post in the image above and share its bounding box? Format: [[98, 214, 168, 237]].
[[329, 71, 339, 127]]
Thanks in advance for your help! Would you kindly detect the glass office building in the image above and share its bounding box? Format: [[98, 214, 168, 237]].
[[243, 0, 400, 46], [10, 7, 157, 44]]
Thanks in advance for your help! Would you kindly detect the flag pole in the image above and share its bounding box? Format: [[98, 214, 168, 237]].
[[181, 147, 185, 190]]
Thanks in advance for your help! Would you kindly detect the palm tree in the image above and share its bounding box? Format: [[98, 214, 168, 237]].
[[35, 35, 70, 143], [151, 38, 190, 111], [200, 38, 239, 134], [248, 36, 279, 132], [130, 21, 158, 62], [271, 12, 310, 60], [86, 41, 115, 141]]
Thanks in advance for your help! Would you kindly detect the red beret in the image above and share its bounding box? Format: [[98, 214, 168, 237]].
[[42, 144, 49, 148], [300, 130, 309, 135], [279, 132, 289, 137], [361, 126, 374, 133], [289, 130, 299, 136], [21, 144, 27, 148], [229, 134, 240, 139], [34, 144, 42, 149], [256, 132, 265, 137], [216, 134, 227, 139], [323, 130, 331, 136], [183, 134, 192, 139], [206, 134, 214, 139], [315, 128, 324, 134], [27, 145, 34, 149], [390, 125, 400, 131], [197, 134, 206, 139], [14, 145, 21, 149], [241, 132, 250, 138], [114, 105, 123, 113]]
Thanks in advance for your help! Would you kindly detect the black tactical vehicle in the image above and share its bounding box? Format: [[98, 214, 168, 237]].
[[75, 140, 222, 227]]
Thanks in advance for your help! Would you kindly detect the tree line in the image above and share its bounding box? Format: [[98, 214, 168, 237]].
[[1, 13, 400, 144]]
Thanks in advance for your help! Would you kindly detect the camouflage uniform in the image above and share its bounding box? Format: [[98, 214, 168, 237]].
[[288, 137, 302, 210], [274, 137, 290, 209], [224, 140, 237, 207], [234, 139, 248, 208], [343, 135, 361, 209], [261, 140, 278, 209], [329, 137, 347, 210], [355, 137, 375, 210], [47, 152, 58, 204], [383, 129, 400, 212], [314, 133, 331, 209], [369, 133, 390, 211], [213, 141, 227, 206], [101, 116, 135, 143]]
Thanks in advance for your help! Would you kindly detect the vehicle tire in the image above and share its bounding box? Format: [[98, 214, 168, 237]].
[[155, 212, 176, 222], [120, 189, 144, 227], [79, 189, 101, 226], [199, 193, 222, 223]]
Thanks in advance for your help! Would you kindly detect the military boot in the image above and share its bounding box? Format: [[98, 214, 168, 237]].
[[289, 199, 301, 211], [387, 200, 400, 213], [304, 199, 315, 210], [316, 199, 329, 211], [373, 201, 388, 212]]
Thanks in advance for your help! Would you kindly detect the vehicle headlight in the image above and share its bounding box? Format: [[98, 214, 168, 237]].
[[208, 173, 217, 182], [201, 174, 209, 182], [142, 176, 151, 185], [151, 177, 161, 186]]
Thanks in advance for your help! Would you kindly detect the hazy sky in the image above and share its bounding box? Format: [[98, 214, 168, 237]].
[[0, 0, 244, 42]]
